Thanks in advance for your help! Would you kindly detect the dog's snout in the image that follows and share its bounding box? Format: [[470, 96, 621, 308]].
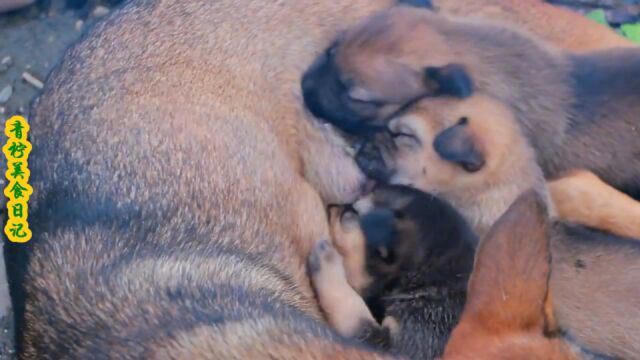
[[355, 139, 394, 182]]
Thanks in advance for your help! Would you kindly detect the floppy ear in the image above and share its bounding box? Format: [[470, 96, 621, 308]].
[[396, 0, 433, 8], [423, 63, 474, 98], [464, 190, 551, 332], [432, 119, 485, 172]]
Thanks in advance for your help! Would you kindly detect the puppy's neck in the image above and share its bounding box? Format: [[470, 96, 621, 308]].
[[444, 148, 550, 237]]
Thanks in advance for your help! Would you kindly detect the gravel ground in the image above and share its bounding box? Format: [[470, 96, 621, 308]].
[[0, 0, 638, 358]]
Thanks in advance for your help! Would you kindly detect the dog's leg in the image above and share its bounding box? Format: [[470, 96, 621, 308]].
[[308, 239, 396, 349], [549, 169, 640, 239]]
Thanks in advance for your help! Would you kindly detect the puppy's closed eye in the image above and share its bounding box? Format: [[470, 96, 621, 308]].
[[390, 123, 422, 150]]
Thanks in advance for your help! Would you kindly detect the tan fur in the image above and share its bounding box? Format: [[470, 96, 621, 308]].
[[8, 0, 417, 358], [329, 207, 373, 293], [308, 241, 379, 337], [387, 94, 548, 237], [549, 170, 640, 240], [434, 0, 635, 53], [441, 191, 579, 360], [549, 223, 640, 359]]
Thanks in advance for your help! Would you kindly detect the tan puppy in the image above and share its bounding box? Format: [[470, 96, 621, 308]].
[[383, 94, 548, 237], [4, 0, 433, 358], [301, 6, 640, 197], [441, 191, 580, 360]]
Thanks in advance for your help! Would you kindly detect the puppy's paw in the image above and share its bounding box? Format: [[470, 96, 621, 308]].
[[308, 239, 342, 276], [308, 239, 379, 341], [353, 316, 400, 351], [328, 206, 372, 293]]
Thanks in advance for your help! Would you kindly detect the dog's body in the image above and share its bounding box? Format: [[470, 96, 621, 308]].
[[3, 0, 423, 358], [549, 170, 640, 240], [432, 0, 636, 53], [301, 7, 640, 197], [550, 223, 640, 359]]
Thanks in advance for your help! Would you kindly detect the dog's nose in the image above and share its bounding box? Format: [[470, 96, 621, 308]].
[[355, 139, 393, 182]]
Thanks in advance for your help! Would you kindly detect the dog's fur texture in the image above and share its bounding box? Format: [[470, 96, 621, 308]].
[[549, 170, 640, 240], [549, 222, 640, 359], [431, 0, 635, 53], [301, 6, 640, 197], [313, 184, 477, 359], [2, 0, 443, 358]]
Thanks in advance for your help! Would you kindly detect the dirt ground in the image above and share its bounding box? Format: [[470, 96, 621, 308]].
[[0, 0, 637, 358]]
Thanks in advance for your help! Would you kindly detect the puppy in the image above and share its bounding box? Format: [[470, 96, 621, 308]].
[[441, 190, 579, 360], [4, 0, 431, 358], [372, 93, 548, 237], [311, 184, 477, 359], [445, 190, 640, 360], [301, 6, 640, 197]]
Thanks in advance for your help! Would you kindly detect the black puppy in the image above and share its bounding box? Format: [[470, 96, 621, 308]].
[[329, 184, 477, 359]]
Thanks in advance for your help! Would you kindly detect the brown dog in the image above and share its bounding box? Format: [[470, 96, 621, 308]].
[[440, 191, 579, 360], [4, 0, 438, 358], [301, 6, 640, 197], [445, 190, 640, 359]]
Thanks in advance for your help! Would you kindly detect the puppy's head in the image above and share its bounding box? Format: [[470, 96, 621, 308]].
[[301, 6, 470, 134], [441, 190, 579, 360], [335, 184, 477, 298], [359, 94, 526, 196]]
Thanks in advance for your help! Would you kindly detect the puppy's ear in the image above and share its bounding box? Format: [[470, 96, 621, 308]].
[[432, 118, 485, 172], [423, 63, 473, 98], [465, 190, 551, 332], [396, 0, 433, 8]]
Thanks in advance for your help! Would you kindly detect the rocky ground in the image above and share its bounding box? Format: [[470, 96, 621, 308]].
[[0, 0, 638, 358]]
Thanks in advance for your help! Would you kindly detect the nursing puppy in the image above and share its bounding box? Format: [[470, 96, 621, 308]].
[[301, 6, 640, 196], [4, 0, 434, 358], [312, 184, 477, 359], [372, 93, 548, 237]]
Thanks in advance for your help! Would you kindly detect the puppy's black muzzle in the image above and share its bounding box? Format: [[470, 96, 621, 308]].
[[301, 52, 381, 135]]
